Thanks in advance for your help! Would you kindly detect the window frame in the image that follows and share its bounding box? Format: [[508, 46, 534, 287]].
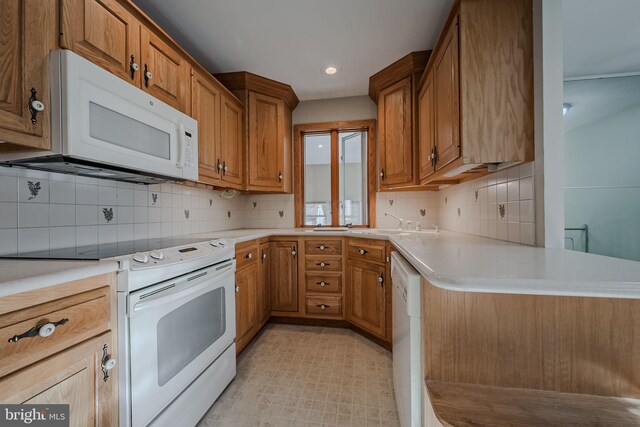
[[293, 120, 377, 228]]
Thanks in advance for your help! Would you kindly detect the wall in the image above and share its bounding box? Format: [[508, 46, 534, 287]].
[[0, 167, 246, 256], [292, 95, 377, 124], [565, 104, 640, 261]]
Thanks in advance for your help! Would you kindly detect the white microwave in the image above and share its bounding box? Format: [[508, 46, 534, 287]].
[[1, 50, 198, 184]]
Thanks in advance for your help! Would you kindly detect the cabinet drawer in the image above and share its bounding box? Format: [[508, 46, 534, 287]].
[[304, 240, 342, 255], [347, 239, 386, 263], [0, 292, 110, 377], [305, 274, 342, 294], [305, 256, 342, 272], [306, 296, 342, 317], [236, 246, 258, 270]]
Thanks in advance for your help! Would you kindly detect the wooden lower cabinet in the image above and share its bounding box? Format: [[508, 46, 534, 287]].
[[235, 261, 258, 354], [271, 241, 299, 313], [257, 242, 271, 325], [346, 259, 387, 339], [0, 273, 118, 426], [0, 332, 117, 426]]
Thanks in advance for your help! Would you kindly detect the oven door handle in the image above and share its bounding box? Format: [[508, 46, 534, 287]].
[[131, 267, 233, 315]]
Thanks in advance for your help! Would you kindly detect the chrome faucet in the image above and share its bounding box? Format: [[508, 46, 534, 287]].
[[384, 212, 406, 230]]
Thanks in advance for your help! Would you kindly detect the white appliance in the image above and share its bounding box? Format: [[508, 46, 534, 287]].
[[115, 238, 236, 427], [391, 251, 423, 427], [1, 49, 198, 184]]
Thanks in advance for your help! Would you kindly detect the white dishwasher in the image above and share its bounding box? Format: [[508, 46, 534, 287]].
[[391, 251, 423, 427]]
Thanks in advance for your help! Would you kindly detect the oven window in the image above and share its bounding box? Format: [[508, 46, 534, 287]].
[[156, 287, 226, 386], [89, 102, 171, 160]]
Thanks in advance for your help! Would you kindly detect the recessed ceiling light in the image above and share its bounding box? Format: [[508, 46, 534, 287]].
[[318, 144, 324, 148], [324, 66, 338, 75], [563, 103, 572, 116]]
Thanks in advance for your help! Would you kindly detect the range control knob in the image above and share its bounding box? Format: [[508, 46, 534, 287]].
[[209, 240, 219, 247], [132, 253, 149, 264], [217, 239, 228, 247], [149, 250, 164, 260]]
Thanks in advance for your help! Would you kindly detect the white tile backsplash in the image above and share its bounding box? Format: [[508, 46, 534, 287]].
[[0, 167, 248, 255]]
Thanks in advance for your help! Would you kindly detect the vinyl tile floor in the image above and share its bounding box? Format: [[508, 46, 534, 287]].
[[198, 323, 400, 427]]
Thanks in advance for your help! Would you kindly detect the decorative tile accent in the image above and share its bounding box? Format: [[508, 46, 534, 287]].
[[151, 193, 158, 205], [420, 209, 426, 217], [27, 181, 41, 200], [278, 210, 284, 218], [102, 207, 114, 223], [499, 204, 506, 219], [253, 201, 257, 208], [184, 209, 190, 220], [227, 211, 231, 218], [388, 199, 393, 206]]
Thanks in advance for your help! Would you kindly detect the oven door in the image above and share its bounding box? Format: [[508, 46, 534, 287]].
[[128, 260, 235, 427]]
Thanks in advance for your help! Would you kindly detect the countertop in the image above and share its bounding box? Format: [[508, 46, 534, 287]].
[[2, 228, 640, 299], [208, 228, 640, 299], [0, 259, 120, 298]]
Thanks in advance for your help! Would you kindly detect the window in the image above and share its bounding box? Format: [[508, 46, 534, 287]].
[[294, 121, 376, 227]]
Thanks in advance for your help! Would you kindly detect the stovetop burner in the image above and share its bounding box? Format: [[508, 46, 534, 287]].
[[0, 236, 216, 260]]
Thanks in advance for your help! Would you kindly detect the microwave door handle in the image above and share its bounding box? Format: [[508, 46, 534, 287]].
[[177, 122, 186, 168], [131, 265, 233, 314]]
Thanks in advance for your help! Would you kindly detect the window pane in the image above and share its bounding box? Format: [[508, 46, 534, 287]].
[[339, 131, 367, 226], [304, 133, 332, 226]]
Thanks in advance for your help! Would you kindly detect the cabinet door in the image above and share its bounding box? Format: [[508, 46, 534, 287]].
[[192, 69, 221, 185], [0, 0, 55, 150], [0, 332, 117, 426], [60, 0, 141, 86], [270, 241, 298, 313], [378, 77, 414, 188], [248, 91, 285, 191], [140, 27, 190, 113], [419, 72, 436, 181], [434, 18, 461, 170], [235, 263, 258, 353], [346, 260, 386, 338], [257, 242, 271, 324], [220, 94, 244, 188]]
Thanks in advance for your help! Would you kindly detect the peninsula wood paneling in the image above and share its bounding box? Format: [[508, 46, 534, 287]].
[[422, 278, 640, 398]]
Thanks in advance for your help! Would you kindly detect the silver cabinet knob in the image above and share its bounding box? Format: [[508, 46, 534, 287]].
[[31, 99, 45, 112], [319, 245, 326, 251], [358, 249, 366, 255], [144, 70, 152, 80], [131, 62, 139, 72], [246, 252, 252, 259], [292, 250, 297, 256], [320, 305, 326, 310], [319, 281, 326, 287], [378, 276, 383, 283], [320, 262, 326, 267], [235, 286, 240, 293]]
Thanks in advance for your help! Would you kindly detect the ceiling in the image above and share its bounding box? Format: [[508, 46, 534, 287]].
[[563, 75, 640, 132], [563, 0, 640, 78], [132, 0, 451, 100]]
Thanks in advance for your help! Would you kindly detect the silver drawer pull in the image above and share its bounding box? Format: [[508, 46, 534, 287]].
[[317, 281, 327, 287], [317, 304, 330, 310], [358, 249, 368, 255], [245, 252, 252, 259], [318, 245, 326, 251], [317, 262, 328, 267]]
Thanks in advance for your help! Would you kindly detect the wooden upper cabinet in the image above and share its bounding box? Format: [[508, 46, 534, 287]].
[[270, 241, 298, 313], [248, 91, 286, 191], [433, 17, 460, 171], [378, 77, 414, 188], [257, 242, 271, 324], [60, 0, 141, 86], [220, 94, 244, 188], [0, 0, 56, 150], [214, 72, 298, 193], [418, 72, 436, 182], [369, 51, 430, 191], [192, 69, 221, 185], [140, 27, 190, 113], [346, 259, 386, 339]]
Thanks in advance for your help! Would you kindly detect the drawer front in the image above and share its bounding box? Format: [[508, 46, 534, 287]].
[[347, 239, 386, 263], [305, 240, 342, 255], [236, 246, 258, 270], [305, 256, 342, 272], [306, 296, 342, 317], [305, 274, 342, 294], [0, 293, 110, 377]]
